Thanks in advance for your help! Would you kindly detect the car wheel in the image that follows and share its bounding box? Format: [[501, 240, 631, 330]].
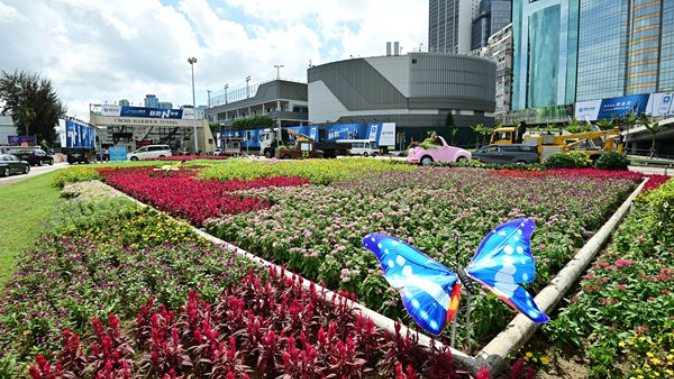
[[514, 160, 527, 165], [456, 156, 468, 163], [49, 160, 53, 165], [159, 155, 165, 158], [363, 152, 369, 157], [130, 156, 139, 161], [1, 167, 8, 177], [264, 150, 272, 158], [24, 165, 30, 174], [420, 156, 434, 166], [282, 154, 291, 160], [37, 160, 43, 166]]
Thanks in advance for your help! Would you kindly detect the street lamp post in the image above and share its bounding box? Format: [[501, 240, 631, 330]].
[[245, 76, 251, 98], [224, 84, 229, 104], [274, 64, 284, 80], [207, 89, 212, 108], [187, 57, 199, 154]]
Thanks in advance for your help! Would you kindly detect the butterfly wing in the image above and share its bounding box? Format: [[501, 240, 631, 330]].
[[363, 233, 461, 335], [465, 218, 549, 323]]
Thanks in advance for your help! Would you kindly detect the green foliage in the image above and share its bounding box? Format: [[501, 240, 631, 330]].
[[639, 178, 674, 242], [595, 151, 629, 171], [230, 115, 273, 129], [0, 70, 66, 146], [543, 153, 579, 169], [52, 166, 101, 188], [566, 151, 593, 168], [434, 159, 547, 171]]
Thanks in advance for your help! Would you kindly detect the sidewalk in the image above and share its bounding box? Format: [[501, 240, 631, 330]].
[[628, 165, 672, 176]]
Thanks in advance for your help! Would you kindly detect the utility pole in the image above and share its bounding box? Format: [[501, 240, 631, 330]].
[[187, 57, 199, 154]]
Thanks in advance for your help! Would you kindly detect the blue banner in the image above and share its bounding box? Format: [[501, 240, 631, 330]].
[[65, 119, 96, 148], [120, 106, 183, 119], [242, 129, 262, 148], [597, 94, 650, 119], [109, 146, 127, 162], [287, 126, 320, 141], [325, 124, 370, 142], [7, 135, 37, 145]]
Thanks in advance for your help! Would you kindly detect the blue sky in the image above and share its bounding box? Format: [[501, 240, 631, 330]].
[[0, 0, 427, 120]]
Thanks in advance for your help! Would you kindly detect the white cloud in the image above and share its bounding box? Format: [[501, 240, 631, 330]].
[[0, 0, 427, 121]]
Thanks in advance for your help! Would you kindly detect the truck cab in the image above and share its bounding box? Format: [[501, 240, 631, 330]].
[[274, 137, 324, 159]]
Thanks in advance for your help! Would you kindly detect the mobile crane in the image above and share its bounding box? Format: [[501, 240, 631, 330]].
[[490, 127, 623, 163]]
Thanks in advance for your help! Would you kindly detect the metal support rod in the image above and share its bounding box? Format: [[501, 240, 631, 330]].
[[188, 57, 199, 153]]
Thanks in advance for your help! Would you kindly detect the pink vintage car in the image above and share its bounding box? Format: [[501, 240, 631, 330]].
[[406, 136, 472, 166]]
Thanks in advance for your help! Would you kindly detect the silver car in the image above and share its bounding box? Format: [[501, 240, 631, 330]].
[[127, 145, 172, 161]]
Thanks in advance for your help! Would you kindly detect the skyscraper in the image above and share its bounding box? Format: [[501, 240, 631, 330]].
[[471, 0, 512, 51], [512, 0, 674, 111], [144, 94, 159, 108], [512, 0, 578, 110], [429, 0, 481, 54]]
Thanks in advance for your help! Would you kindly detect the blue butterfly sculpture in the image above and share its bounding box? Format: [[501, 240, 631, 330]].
[[362, 218, 549, 336]]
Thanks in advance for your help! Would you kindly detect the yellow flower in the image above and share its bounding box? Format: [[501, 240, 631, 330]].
[[636, 369, 642, 373], [540, 357, 550, 365], [651, 358, 661, 365], [532, 357, 538, 363], [648, 352, 655, 358], [666, 370, 673, 376], [525, 352, 533, 358], [619, 341, 626, 347]]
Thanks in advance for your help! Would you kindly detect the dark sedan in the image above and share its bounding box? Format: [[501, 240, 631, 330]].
[[0, 154, 31, 177], [473, 144, 540, 164], [8, 148, 54, 166]]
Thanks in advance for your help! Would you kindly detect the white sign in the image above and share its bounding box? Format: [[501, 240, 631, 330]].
[[101, 105, 122, 117], [646, 92, 674, 117], [379, 122, 396, 146], [574, 100, 601, 121]]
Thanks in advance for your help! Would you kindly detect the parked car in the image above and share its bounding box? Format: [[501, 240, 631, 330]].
[[472, 144, 540, 164], [406, 136, 472, 166], [8, 147, 54, 166], [0, 154, 30, 176], [127, 145, 172, 161]]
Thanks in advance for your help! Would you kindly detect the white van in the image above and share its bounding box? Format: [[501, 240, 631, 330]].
[[127, 145, 172, 161], [337, 139, 379, 156]]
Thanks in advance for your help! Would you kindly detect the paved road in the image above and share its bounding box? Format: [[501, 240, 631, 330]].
[[0, 162, 69, 188], [628, 165, 673, 176]]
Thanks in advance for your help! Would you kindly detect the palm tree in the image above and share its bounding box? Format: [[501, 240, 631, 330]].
[[16, 102, 36, 136], [639, 114, 664, 158], [621, 111, 638, 154], [596, 119, 615, 130], [470, 124, 492, 148]]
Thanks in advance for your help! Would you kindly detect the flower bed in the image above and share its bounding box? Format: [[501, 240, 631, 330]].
[[540, 176, 673, 378], [205, 167, 639, 344], [99, 167, 309, 226], [198, 158, 414, 184], [28, 267, 470, 379], [0, 184, 257, 377]]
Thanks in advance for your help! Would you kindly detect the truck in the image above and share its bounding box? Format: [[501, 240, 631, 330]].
[[406, 135, 472, 166], [490, 126, 623, 163], [261, 127, 349, 158], [274, 134, 325, 159], [218, 136, 243, 156], [59, 118, 98, 164]]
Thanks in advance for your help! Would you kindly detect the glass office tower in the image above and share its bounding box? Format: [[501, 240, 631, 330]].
[[662, 0, 674, 91], [471, 0, 512, 51], [512, 0, 578, 110]]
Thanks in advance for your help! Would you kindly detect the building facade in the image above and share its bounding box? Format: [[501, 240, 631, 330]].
[[144, 94, 159, 108], [512, 0, 674, 112], [205, 80, 309, 128], [308, 53, 496, 147], [484, 24, 513, 119], [429, 0, 481, 54], [158, 101, 173, 109], [512, 0, 578, 110], [471, 0, 512, 50]]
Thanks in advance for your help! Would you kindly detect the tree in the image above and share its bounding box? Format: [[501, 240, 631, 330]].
[[564, 117, 591, 134], [639, 114, 664, 158], [0, 70, 66, 146], [470, 124, 492, 148], [595, 119, 615, 130], [613, 111, 638, 153]]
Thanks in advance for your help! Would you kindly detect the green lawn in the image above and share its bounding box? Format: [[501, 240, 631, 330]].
[[0, 172, 61, 288]]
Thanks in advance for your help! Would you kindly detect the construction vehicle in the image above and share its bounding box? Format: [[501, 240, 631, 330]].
[[490, 127, 623, 163], [274, 133, 324, 159], [261, 127, 349, 158]]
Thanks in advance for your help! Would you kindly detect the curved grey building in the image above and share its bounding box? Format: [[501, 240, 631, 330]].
[[308, 52, 496, 147]]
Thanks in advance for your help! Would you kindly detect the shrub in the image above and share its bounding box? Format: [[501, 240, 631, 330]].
[[595, 151, 629, 171], [52, 166, 100, 188], [565, 151, 593, 168], [543, 153, 578, 169]]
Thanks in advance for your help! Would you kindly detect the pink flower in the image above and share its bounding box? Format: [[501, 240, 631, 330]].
[[615, 284, 627, 290], [614, 259, 637, 268], [539, 244, 547, 249]]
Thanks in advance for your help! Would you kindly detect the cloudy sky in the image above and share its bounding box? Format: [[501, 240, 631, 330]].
[[0, 0, 428, 120]]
